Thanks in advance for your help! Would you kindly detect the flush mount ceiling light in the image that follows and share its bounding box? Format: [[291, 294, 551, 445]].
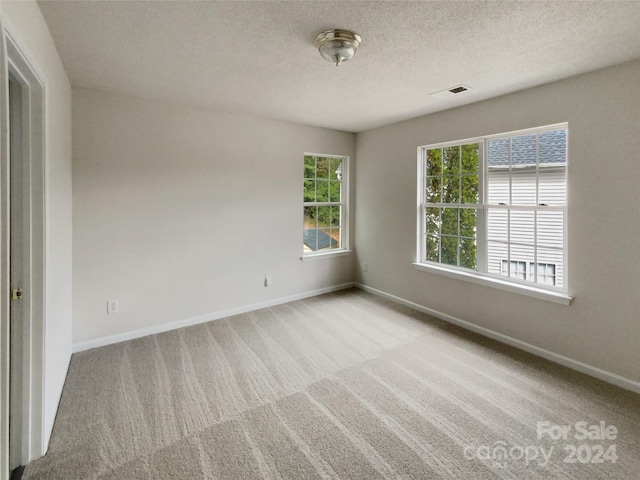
[[314, 29, 361, 66]]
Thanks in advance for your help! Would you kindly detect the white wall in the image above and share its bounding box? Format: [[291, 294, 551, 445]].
[[72, 88, 355, 345], [1, 0, 73, 451], [355, 60, 640, 384]]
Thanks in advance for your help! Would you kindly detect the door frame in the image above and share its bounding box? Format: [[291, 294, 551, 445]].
[[0, 20, 47, 478]]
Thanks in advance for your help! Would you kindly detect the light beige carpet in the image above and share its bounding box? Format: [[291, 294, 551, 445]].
[[24, 289, 640, 479]]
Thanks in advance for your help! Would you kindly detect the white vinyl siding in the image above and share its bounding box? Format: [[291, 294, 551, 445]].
[[486, 168, 566, 287], [487, 168, 567, 205]]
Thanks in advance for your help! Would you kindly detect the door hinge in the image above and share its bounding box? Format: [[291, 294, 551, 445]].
[[11, 288, 23, 301]]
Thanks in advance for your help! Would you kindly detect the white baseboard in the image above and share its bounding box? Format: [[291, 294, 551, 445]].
[[355, 283, 640, 394], [73, 282, 355, 353]]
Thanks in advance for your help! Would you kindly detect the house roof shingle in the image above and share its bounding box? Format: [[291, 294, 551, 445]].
[[303, 228, 338, 251], [488, 129, 567, 167]]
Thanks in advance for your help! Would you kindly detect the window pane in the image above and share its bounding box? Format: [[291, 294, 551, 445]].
[[511, 170, 537, 205], [303, 229, 318, 252], [426, 176, 441, 203], [441, 208, 458, 236], [538, 130, 567, 166], [537, 247, 564, 287], [538, 166, 566, 206], [511, 134, 537, 168], [510, 135, 537, 206], [509, 210, 535, 246], [487, 169, 510, 204], [487, 209, 508, 242], [459, 238, 476, 269], [488, 139, 509, 167], [536, 210, 564, 249], [315, 180, 329, 202], [512, 261, 526, 279], [460, 143, 479, 174], [531, 262, 556, 286], [459, 208, 476, 238], [441, 237, 458, 266], [329, 181, 341, 202], [443, 146, 460, 175], [500, 260, 508, 276], [329, 158, 342, 181], [304, 156, 316, 179], [509, 244, 534, 278], [330, 228, 341, 249], [320, 228, 338, 250], [316, 158, 330, 178], [460, 174, 478, 204], [304, 206, 317, 227], [488, 241, 508, 276], [329, 205, 340, 227], [426, 235, 439, 262], [303, 206, 318, 253], [317, 206, 331, 228], [304, 179, 315, 202], [427, 148, 442, 176], [501, 259, 527, 280], [442, 176, 460, 203], [426, 207, 440, 236]]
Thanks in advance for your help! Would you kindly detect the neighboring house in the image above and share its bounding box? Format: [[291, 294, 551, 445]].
[[486, 129, 567, 287], [303, 228, 338, 252]]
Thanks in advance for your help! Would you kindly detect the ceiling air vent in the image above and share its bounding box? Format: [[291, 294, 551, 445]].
[[449, 86, 468, 94], [430, 85, 472, 99]]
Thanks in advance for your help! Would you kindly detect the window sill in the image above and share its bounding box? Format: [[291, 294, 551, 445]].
[[412, 262, 572, 305], [301, 250, 352, 261]]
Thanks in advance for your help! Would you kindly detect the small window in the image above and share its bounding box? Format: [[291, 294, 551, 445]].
[[303, 154, 348, 256], [530, 262, 556, 286], [501, 259, 527, 280]]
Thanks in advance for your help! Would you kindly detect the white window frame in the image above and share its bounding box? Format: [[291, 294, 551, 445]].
[[302, 153, 350, 260], [414, 123, 571, 305]]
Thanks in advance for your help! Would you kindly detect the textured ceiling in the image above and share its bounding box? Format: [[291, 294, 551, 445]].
[[37, 1, 640, 132]]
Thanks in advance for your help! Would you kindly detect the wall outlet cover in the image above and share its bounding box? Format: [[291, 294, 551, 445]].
[[107, 300, 119, 314]]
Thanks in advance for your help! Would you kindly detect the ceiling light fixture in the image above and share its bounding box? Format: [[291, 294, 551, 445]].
[[314, 29, 361, 66]]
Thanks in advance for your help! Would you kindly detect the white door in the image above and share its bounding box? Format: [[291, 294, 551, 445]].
[[1, 25, 47, 478], [8, 71, 25, 474]]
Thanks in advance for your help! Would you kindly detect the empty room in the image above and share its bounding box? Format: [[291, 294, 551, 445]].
[[1, 1, 639, 479]]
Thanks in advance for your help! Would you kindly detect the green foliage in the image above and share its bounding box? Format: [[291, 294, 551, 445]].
[[425, 144, 479, 269], [304, 155, 342, 228]]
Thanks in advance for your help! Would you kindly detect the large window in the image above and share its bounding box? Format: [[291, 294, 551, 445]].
[[303, 154, 348, 256], [417, 124, 567, 293]]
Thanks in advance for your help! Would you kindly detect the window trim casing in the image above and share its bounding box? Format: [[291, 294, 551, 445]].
[[415, 123, 571, 304], [302, 152, 350, 260]]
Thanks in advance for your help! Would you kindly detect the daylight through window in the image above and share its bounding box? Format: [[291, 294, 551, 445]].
[[303, 154, 348, 255], [418, 124, 567, 291]]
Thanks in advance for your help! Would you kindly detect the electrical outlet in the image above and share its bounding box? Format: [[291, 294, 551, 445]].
[[363, 262, 368, 272], [107, 300, 119, 314], [264, 274, 272, 287]]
